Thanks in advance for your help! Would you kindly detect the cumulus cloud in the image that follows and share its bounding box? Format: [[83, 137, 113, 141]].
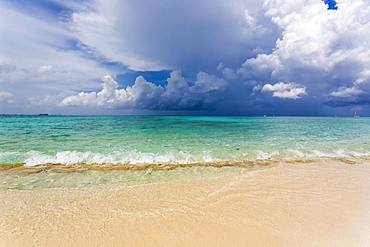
[[61, 71, 227, 110], [238, 0, 370, 106], [261, 82, 307, 99], [3, 0, 370, 115], [0, 0, 116, 113], [330, 86, 364, 98]]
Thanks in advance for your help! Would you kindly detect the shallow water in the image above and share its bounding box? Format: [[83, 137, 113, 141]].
[[1, 116, 370, 189], [1, 116, 370, 164], [2, 162, 370, 246]]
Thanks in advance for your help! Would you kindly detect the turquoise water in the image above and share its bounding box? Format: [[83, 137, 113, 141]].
[[1, 115, 370, 190], [1, 115, 370, 166]]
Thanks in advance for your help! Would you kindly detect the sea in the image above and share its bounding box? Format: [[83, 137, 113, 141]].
[[1, 115, 369, 189]]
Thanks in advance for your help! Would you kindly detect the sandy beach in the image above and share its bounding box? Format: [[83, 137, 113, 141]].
[[2, 0, 370, 244], [1, 160, 370, 247]]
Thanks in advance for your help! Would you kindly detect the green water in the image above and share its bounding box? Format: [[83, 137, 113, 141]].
[[1, 116, 370, 166], [1, 115, 370, 190]]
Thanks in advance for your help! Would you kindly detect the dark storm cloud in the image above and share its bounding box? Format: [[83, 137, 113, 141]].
[[1, 0, 370, 116]]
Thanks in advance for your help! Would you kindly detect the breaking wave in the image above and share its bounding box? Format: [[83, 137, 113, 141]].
[[1, 149, 370, 169]]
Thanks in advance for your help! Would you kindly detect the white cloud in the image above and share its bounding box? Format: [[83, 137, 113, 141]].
[[0, 1, 116, 100], [239, 0, 370, 98], [61, 71, 227, 110], [330, 86, 364, 98], [262, 82, 307, 99], [39, 65, 54, 73], [3, 0, 370, 114]]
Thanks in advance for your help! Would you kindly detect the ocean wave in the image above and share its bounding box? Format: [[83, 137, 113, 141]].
[[0, 149, 370, 168], [12, 150, 219, 167]]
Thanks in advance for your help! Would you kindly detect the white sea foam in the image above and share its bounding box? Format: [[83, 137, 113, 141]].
[[22, 150, 219, 167], [255, 151, 280, 160], [1, 148, 370, 167]]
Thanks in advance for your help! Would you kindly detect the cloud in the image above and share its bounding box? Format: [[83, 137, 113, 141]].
[[0, 0, 117, 113], [0, 91, 14, 104], [0, 64, 16, 73], [261, 82, 307, 99], [2, 0, 370, 115], [39, 65, 54, 73], [330, 86, 364, 98], [238, 0, 370, 106], [70, 0, 278, 71], [326, 85, 369, 107], [61, 71, 227, 110], [0, 91, 13, 99]]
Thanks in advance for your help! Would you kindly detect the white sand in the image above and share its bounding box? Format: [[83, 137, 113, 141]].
[[1, 161, 370, 246]]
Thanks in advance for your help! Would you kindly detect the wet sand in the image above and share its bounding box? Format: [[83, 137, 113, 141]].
[[1, 161, 370, 246]]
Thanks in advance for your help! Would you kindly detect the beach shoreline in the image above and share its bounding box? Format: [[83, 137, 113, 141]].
[[1, 161, 370, 246]]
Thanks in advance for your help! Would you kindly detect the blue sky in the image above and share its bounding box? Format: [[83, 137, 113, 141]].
[[325, 0, 338, 9], [1, 0, 370, 116]]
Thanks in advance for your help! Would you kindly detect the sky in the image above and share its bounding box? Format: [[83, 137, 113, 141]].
[[1, 0, 370, 116]]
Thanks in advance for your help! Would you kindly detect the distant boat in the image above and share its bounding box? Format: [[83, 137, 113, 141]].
[[38, 114, 49, 116], [354, 111, 360, 118]]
